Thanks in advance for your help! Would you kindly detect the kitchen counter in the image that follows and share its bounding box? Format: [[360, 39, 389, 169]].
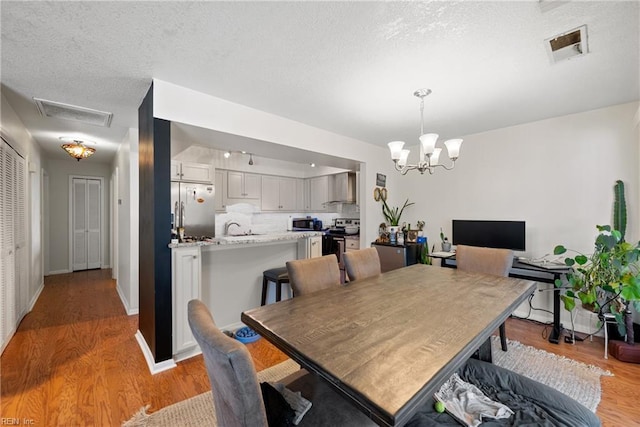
[[168, 231, 323, 248]]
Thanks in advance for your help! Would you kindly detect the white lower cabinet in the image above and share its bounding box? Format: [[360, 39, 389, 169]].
[[172, 247, 201, 355], [298, 235, 322, 259]]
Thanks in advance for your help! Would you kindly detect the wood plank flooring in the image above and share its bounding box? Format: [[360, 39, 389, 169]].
[[1, 269, 638, 426]]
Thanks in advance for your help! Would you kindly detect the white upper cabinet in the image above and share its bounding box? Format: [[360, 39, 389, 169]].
[[227, 171, 260, 199], [261, 176, 297, 211], [171, 160, 214, 183], [214, 170, 226, 212], [308, 175, 329, 212]]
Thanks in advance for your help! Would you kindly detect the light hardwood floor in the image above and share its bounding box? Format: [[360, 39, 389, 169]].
[[1, 269, 638, 426]]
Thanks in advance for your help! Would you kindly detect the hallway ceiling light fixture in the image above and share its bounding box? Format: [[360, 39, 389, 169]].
[[388, 89, 463, 175], [60, 137, 96, 161]]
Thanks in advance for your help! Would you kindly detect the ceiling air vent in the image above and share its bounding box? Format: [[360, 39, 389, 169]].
[[33, 98, 113, 127], [538, 0, 569, 14], [545, 25, 588, 64]]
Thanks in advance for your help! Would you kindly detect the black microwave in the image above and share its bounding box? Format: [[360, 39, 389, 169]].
[[292, 217, 321, 231]]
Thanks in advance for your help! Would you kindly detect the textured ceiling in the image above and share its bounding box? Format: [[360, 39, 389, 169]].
[[1, 1, 638, 164]]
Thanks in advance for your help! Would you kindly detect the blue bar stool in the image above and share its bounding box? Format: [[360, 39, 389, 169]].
[[261, 267, 290, 305]]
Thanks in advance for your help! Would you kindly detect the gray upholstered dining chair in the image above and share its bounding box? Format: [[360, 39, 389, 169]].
[[343, 247, 381, 282], [455, 244, 514, 352], [187, 299, 376, 426], [286, 255, 341, 297]]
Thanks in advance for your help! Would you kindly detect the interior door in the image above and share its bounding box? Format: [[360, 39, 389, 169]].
[[1, 142, 16, 348], [72, 177, 101, 271]]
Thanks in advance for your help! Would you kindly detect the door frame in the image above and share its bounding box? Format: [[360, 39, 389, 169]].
[[68, 175, 105, 272]]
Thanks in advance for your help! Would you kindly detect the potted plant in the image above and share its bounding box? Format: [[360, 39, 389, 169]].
[[381, 198, 414, 243], [554, 180, 640, 350], [554, 225, 640, 344], [440, 228, 451, 252]]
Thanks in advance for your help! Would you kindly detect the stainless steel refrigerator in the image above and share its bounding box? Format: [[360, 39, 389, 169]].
[[171, 181, 216, 238]]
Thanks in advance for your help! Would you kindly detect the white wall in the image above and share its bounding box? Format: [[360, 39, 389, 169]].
[[46, 159, 111, 274], [401, 101, 640, 331], [406, 101, 639, 258], [112, 128, 139, 314]]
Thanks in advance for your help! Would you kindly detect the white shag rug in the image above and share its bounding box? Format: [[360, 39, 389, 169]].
[[123, 338, 611, 426]]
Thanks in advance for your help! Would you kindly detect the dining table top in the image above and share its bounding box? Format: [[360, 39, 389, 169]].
[[241, 263, 537, 426]]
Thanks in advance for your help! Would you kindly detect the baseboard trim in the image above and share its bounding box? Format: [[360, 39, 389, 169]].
[[220, 321, 245, 333], [173, 346, 202, 363], [135, 330, 177, 375], [46, 269, 71, 275], [115, 283, 139, 316], [512, 306, 604, 337], [28, 281, 45, 312]]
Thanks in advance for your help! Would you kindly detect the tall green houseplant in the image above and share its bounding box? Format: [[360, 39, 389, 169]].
[[554, 181, 640, 344], [381, 198, 414, 226]]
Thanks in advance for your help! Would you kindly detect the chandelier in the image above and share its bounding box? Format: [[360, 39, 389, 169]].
[[388, 89, 462, 175], [60, 138, 96, 161]]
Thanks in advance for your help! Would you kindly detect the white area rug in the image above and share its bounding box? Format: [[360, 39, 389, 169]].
[[123, 339, 611, 426], [492, 337, 612, 412]]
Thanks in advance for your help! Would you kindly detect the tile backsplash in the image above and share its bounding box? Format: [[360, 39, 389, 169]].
[[215, 203, 359, 236]]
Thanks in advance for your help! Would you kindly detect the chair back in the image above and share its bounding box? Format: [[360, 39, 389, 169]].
[[286, 255, 341, 296], [187, 299, 268, 427], [455, 245, 513, 277], [343, 248, 381, 282]]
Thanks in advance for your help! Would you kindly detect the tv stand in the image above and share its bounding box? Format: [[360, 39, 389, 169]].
[[438, 256, 570, 344]]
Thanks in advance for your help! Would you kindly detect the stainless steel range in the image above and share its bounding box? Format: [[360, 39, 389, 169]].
[[323, 218, 360, 281], [327, 218, 360, 235]]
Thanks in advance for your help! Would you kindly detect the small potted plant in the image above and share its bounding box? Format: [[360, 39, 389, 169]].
[[381, 198, 414, 243], [440, 228, 451, 252]]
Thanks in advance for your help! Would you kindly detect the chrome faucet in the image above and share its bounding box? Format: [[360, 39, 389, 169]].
[[225, 221, 241, 235]]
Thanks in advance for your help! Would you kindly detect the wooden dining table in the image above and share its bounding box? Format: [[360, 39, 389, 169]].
[[241, 263, 537, 427]]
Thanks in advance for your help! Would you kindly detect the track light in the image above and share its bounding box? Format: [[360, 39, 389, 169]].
[[224, 151, 231, 159], [248, 154, 254, 165]]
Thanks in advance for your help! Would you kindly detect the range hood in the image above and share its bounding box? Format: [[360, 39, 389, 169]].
[[326, 172, 357, 204]]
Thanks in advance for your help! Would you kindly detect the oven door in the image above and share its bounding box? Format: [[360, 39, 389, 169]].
[[322, 234, 345, 266]]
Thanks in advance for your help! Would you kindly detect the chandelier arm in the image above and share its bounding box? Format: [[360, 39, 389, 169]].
[[430, 161, 457, 171]]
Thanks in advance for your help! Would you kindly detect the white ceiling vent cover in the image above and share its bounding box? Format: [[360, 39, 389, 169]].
[[545, 25, 588, 64], [33, 98, 113, 127]]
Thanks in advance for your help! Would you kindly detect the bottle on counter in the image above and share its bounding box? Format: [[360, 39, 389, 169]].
[[287, 216, 293, 231]]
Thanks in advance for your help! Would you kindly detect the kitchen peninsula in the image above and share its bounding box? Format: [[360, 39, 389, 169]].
[[170, 231, 323, 361]]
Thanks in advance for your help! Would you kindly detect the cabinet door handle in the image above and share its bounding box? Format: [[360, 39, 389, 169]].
[[192, 255, 197, 259]]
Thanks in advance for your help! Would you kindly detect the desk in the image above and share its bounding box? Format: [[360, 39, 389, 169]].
[[241, 264, 536, 426], [438, 256, 571, 344]]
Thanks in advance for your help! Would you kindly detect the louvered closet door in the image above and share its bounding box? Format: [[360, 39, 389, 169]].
[[14, 155, 27, 316], [1, 142, 16, 347], [72, 178, 101, 271]]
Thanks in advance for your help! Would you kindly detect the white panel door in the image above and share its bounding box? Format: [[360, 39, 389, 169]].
[[72, 179, 88, 270], [87, 179, 101, 269], [72, 178, 101, 271]]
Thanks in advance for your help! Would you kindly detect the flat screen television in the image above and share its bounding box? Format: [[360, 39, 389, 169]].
[[452, 220, 526, 251]]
